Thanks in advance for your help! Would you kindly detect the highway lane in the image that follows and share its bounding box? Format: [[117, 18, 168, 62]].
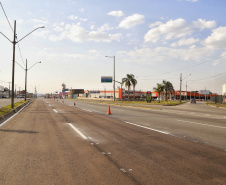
[[44, 98, 226, 184], [0, 99, 133, 185], [0, 98, 226, 184], [53, 99, 226, 151]]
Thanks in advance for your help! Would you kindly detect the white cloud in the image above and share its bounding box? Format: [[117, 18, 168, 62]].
[[97, 24, 113, 32], [187, 0, 198, 2], [204, 26, 226, 49], [108, 10, 124, 17], [119, 14, 145, 29], [68, 15, 78, 20], [148, 21, 162, 29], [49, 24, 121, 43], [119, 46, 213, 64], [144, 18, 216, 43], [30, 19, 48, 24], [193, 19, 216, 30], [171, 38, 199, 47], [144, 18, 192, 42]]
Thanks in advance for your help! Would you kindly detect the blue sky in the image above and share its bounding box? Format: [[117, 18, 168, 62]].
[[0, 0, 226, 94]]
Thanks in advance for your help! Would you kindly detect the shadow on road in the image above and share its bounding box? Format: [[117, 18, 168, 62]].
[[0, 129, 38, 134]]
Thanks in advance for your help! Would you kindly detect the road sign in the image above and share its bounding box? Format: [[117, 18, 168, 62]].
[[101, 76, 112, 83]]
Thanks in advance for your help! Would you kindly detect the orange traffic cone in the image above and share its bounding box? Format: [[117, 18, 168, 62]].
[[107, 105, 111, 115]]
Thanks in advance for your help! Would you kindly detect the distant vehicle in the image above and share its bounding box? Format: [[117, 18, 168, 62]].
[[190, 98, 196, 103]]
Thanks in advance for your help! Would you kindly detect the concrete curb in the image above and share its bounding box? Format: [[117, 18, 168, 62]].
[[0, 100, 33, 125]]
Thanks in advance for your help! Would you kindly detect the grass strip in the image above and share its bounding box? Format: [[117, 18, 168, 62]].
[[0, 100, 28, 117]]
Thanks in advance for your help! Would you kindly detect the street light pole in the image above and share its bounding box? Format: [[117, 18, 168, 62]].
[[15, 59, 41, 101], [25, 59, 27, 101], [0, 20, 44, 108], [180, 73, 191, 102], [105, 56, 115, 101], [11, 20, 16, 107]]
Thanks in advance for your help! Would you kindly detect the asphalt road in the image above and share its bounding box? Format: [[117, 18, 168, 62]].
[[0, 98, 225, 184], [58, 99, 226, 151]]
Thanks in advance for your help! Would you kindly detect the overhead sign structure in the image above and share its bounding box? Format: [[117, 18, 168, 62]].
[[101, 76, 112, 83]]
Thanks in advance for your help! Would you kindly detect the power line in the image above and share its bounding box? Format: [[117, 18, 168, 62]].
[[17, 42, 25, 66], [0, 2, 25, 66], [140, 55, 226, 77], [0, 1, 13, 32], [189, 71, 226, 82]]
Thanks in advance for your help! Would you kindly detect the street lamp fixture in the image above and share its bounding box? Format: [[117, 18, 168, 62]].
[[105, 56, 115, 101], [0, 20, 44, 108], [16, 60, 41, 101], [180, 73, 191, 102]]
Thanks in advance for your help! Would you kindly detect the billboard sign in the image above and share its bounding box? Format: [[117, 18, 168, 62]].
[[101, 76, 112, 83]]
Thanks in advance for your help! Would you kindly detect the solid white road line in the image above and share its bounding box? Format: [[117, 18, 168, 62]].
[[124, 121, 170, 135], [53, 109, 58, 113], [68, 123, 88, 139], [177, 119, 226, 129]]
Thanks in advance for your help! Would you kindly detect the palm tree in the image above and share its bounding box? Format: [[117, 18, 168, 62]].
[[153, 83, 163, 103], [129, 74, 137, 100], [122, 74, 132, 100], [162, 80, 174, 101]]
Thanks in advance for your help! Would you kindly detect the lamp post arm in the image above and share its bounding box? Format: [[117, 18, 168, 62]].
[[28, 62, 41, 70], [17, 26, 45, 43], [15, 61, 25, 70], [0, 31, 12, 43]]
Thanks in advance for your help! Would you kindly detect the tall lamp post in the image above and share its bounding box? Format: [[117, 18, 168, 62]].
[[105, 56, 115, 101], [16, 59, 41, 101], [180, 73, 191, 102], [0, 21, 44, 108]]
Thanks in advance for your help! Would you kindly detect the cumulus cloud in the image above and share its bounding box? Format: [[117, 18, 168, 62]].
[[108, 10, 124, 17], [144, 18, 216, 43], [204, 26, 226, 49], [148, 21, 162, 29], [49, 24, 121, 43], [171, 38, 199, 47], [144, 18, 192, 42], [68, 15, 78, 20], [119, 46, 213, 64], [119, 14, 145, 29], [193, 19, 216, 30]]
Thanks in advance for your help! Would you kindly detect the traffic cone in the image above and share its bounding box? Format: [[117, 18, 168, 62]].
[[107, 105, 111, 115]]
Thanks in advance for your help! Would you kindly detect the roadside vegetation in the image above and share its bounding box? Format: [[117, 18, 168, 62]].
[[206, 102, 226, 109], [75, 98, 186, 107], [0, 100, 27, 117]]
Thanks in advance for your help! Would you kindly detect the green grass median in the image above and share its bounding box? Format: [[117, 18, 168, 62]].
[[74, 98, 186, 107], [0, 100, 28, 117]]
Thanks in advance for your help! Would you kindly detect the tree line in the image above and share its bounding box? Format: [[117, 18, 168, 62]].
[[122, 74, 174, 102]]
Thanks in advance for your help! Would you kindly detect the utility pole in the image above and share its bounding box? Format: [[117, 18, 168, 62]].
[[186, 81, 188, 101], [179, 73, 182, 102], [11, 20, 16, 108], [1, 20, 44, 108], [25, 59, 27, 101]]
